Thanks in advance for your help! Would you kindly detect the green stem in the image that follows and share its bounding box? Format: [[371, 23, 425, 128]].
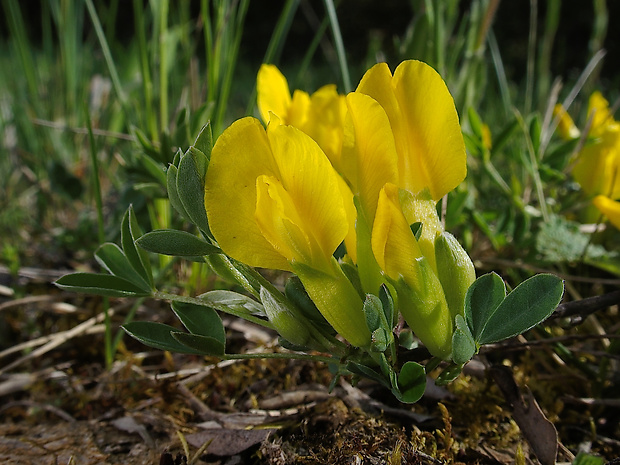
[[85, 0, 130, 120], [323, 0, 351, 92], [224, 351, 335, 364], [159, 0, 170, 133], [133, 0, 157, 140]]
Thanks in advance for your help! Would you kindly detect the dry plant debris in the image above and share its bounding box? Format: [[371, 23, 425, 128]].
[[1, 267, 619, 464]]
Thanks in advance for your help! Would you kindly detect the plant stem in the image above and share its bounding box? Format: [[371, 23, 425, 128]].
[[323, 0, 351, 92], [224, 351, 335, 364]]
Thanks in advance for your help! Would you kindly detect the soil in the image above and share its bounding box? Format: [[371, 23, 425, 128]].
[[1, 265, 619, 464]]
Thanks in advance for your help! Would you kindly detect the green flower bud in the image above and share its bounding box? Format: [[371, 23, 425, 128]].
[[396, 256, 453, 359], [435, 231, 476, 320], [260, 286, 313, 348]]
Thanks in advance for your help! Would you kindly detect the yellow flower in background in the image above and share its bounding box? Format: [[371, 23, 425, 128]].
[[204, 116, 369, 347], [257, 64, 347, 172], [593, 195, 620, 230], [355, 60, 467, 202], [553, 103, 580, 140], [555, 92, 620, 226], [573, 92, 620, 199]]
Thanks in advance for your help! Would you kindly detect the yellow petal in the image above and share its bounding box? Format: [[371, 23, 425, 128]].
[[335, 174, 358, 263], [553, 103, 580, 140], [588, 91, 615, 135], [593, 195, 620, 230], [303, 84, 347, 171], [286, 89, 311, 128], [392, 60, 467, 200], [573, 127, 620, 197], [357, 60, 467, 201], [399, 188, 444, 272], [342, 92, 398, 220], [205, 117, 289, 270], [255, 174, 315, 265], [266, 123, 349, 267], [371, 183, 422, 282], [257, 64, 292, 125]]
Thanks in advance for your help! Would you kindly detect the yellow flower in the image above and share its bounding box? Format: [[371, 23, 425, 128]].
[[257, 64, 347, 173], [355, 60, 467, 202], [204, 116, 369, 347], [553, 103, 580, 140], [593, 195, 620, 230], [572, 92, 620, 199], [340, 61, 469, 295], [371, 183, 453, 359]]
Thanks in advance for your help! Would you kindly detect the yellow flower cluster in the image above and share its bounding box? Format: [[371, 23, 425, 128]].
[[554, 92, 620, 229], [204, 60, 474, 358]]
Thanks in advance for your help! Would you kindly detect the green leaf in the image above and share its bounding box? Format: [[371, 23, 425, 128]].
[[137, 151, 167, 186], [435, 363, 463, 386], [136, 229, 220, 257], [120, 207, 153, 289], [260, 286, 312, 347], [166, 160, 192, 221], [379, 284, 395, 328], [171, 301, 225, 343], [198, 290, 265, 317], [477, 274, 564, 344], [193, 122, 213, 160], [451, 314, 476, 365], [122, 321, 204, 354], [392, 361, 426, 403], [56, 273, 153, 297], [284, 276, 333, 331], [363, 294, 384, 333], [346, 362, 390, 388], [132, 126, 160, 160], [171, 332, 225, 356], [529, 113, 542, 154], [410, 222, 423, 241], [363, 293, 393, 352], [95, 243, 151, 290], [177, 149, 210, 233], [467, 106, 484, 140], [490, 119, 519, 156], [370, 328, 389, 353], [465, 272, 506, 340], [572, 452, 604, 465]]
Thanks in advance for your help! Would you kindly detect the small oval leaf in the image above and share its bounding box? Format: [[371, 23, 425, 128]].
[[198, 290, 265, 317], [95, 243, 151, 290], [177, 150, 210, 233], [393, 361, 426, 404], [477, 274, 564, 344], [171, 332, 225, 356], [136, 229, 220, 256], [171, 301, 226, 343], [193, 122, 213, 159], [451, 314, 476, 365], [122, 322, 204, 354], [167, 161, 192, 221], [121, 207, 153, 288], [465, 272, 506, 340], [55, 273, 152, 297]]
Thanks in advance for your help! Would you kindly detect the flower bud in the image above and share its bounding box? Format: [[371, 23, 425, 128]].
[[260, 286, 313, 348], [396, 256, 453, 359], [434, 231, 476, 320]]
